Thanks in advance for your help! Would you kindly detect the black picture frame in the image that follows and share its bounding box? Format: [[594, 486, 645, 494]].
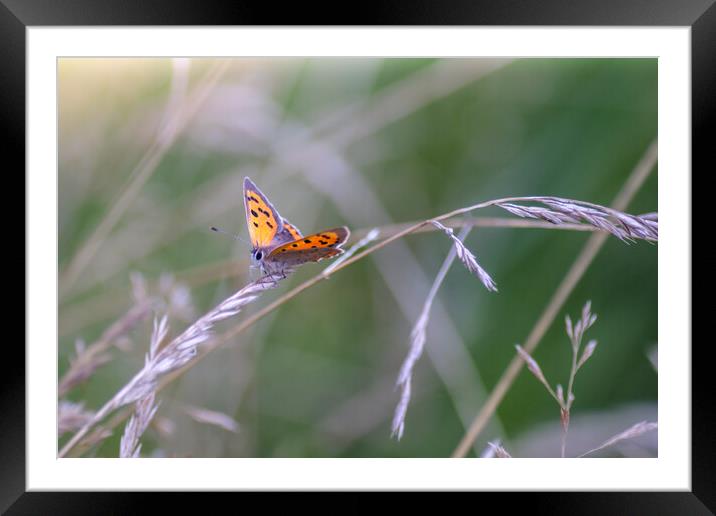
[[5, 1, 709, 512]]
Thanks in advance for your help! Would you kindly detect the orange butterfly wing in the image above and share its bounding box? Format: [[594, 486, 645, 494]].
[[243, 177, 283, 249], [266, 227, 350, 265]]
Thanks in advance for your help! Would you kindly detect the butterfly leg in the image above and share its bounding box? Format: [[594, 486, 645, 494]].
[[279, 265, 296, 279], [259, 261, 283, 283]]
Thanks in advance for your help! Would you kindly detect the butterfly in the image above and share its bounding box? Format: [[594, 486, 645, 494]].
[[243, 177, 350, 277]]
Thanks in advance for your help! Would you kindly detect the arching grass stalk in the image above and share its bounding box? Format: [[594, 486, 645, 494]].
[[58, 216, 608, 342]]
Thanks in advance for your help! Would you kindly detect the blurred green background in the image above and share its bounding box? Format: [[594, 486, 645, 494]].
[[58, 58, 657, 458]]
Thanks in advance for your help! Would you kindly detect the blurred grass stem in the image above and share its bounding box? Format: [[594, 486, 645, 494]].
[[60, 60, 230, 298]]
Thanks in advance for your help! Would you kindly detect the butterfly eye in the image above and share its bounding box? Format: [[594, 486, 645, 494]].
[[255, 251, 263, 261]]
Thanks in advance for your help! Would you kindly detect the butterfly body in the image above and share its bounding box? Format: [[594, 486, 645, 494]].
[[243, 177, 350, 277]]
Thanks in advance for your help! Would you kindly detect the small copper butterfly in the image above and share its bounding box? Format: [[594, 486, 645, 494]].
[[243, 177, 350, 276]]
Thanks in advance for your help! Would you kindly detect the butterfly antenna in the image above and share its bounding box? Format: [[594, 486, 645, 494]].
[[210, 226, 249, 245]]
